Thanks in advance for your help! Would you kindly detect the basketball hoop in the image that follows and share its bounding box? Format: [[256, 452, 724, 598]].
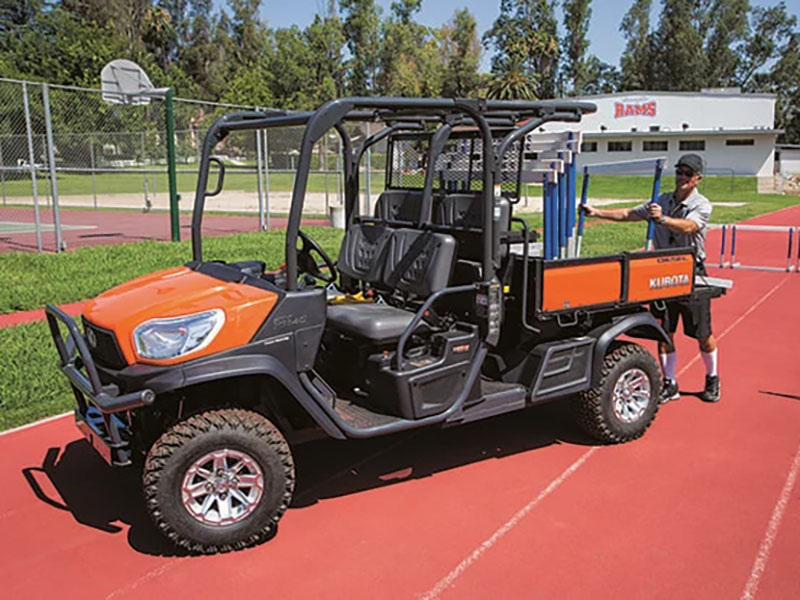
[[101, 59, 169, 105]]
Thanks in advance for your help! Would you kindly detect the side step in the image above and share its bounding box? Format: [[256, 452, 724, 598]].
[[309, 373, 404, 430], [446, 380, 527, 426]]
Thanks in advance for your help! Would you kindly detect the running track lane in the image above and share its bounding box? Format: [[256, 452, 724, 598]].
[[0, 272, 798, 598]]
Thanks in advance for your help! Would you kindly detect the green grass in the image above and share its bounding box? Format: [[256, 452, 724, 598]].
[[0, 226, 344, 314], [0, 170, 386, 197], [0, 320, 74, 431]]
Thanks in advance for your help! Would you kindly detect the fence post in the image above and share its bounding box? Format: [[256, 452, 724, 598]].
[[23, 82, 43, 252], [0, 137, 6, 206], [263, 129, 270, 231], [141, 131, 150, 211], [42, 83, 64, 252], [255, 126, 265, 230], [164, 89, 180, 242], [89, 136, 97, 209]]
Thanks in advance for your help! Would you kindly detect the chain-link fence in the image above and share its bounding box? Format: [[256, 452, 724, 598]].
[[0, 78, 386, 253]]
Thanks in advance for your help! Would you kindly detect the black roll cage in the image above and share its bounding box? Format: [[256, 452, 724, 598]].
[[191, 97, 596, 291]]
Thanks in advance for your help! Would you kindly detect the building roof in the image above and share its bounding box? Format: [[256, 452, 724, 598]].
[[575, 90, 777, 101], [581, 128, 783, 138]]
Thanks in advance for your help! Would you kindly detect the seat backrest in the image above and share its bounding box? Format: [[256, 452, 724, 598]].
[[374, 189, 425, 223], [383, 229, 456, 297], [434, 193, 511, 262], [337, 223, 393, 285]]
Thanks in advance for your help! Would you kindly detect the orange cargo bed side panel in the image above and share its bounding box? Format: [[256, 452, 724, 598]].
[[542, 260, 622, 312], [627, 253, 694, 302]]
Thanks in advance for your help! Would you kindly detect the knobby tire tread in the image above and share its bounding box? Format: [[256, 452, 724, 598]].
[[143, 408, 294, 554]]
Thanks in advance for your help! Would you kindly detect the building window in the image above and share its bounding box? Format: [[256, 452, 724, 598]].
[[726, 138, 755, 146], [643, 140, 668, 152], [649, 125, 660, 132], [679, 140, 705, 151], [581, 141, 598, 152], [608, 141, 632, 152]]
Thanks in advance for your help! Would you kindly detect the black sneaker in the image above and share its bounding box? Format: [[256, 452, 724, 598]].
[[660, 378, 680, 404], [701, 375, 720, 403]]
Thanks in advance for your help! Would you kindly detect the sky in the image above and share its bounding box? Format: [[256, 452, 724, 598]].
[[250, 0, 800, 72]]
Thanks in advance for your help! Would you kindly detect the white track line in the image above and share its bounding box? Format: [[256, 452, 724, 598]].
[[0, 411, 70, 437], [421, 274, 792, 599], [740, 442, 800, 600], [420, 447, 599, 600]]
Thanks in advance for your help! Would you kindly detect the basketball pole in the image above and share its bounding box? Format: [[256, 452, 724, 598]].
[[165, 88, 180, 242]]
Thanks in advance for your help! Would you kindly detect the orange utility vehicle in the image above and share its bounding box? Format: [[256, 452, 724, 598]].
[[46, 98, 725, 554]]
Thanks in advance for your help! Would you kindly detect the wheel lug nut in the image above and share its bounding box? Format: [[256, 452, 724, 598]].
[[220, 492, 227, 499], [206, 483, 213, 491]]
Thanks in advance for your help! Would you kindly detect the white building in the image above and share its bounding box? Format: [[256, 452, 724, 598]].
[[545, 89, 780, 178], [776, 145, 800, 176]]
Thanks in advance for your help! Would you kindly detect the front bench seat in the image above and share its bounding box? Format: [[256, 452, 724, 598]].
[[326, 225, 456, 343]]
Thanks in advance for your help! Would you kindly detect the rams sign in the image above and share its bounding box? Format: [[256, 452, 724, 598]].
[[614, 100, 657, 118]]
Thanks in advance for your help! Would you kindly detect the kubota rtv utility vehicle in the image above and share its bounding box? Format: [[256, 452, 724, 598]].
[[46, 97, 725, 553]]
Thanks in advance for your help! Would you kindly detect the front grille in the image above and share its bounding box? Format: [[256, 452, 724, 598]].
[[82, 318, 127, 370]]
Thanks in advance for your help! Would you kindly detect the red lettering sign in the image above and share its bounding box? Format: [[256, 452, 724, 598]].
[[614, 101, 657, 118]]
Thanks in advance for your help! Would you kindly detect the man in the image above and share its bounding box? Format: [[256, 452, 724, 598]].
[[581, 153, 720, 404]]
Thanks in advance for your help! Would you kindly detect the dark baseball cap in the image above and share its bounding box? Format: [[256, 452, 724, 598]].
[[675, 153, 704, 175]]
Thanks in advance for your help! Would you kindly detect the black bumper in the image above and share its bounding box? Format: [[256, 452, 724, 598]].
[[45, 304, 155, 466]]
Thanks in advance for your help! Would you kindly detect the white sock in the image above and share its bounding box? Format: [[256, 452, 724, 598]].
[[660, 352, 677, 381], [701, 349, 718, 377]]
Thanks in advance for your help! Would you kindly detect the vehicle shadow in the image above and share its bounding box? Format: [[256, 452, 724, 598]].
[[21, 402, 594, 557], [21, 442, 188, 557], [290, 402, 595, 507]]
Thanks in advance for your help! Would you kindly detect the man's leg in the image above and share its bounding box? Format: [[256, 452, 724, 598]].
[[659, 334, 680, 403], [699, 334, 720, 402]]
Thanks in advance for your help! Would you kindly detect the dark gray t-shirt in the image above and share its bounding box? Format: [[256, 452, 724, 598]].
[[631, 189, 712, 261]]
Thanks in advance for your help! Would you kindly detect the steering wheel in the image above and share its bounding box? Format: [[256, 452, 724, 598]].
[[297, 230, 337, 284]]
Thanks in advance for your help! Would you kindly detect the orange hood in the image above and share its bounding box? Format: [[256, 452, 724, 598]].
[[83, 266, 279, 366]]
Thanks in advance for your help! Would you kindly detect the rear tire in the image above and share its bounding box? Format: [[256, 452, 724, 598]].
[[573, 342, 661, 444], [143, 408, 294, 554]]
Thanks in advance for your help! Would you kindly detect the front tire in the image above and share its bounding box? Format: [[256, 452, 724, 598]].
[[573, 342, 661, 444], [143, 409, 294, 554]]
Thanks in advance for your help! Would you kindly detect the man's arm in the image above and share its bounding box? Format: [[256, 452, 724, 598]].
[[582, 204, 644, 222], [647, 204, 704, 234]]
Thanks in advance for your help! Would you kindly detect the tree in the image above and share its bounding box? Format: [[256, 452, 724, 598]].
[[736, 2, 797, 87], [305, 1, 346, 102], [227, 0, 268, 69], [561, 0, 592, 96], [650, 0, 707, 91], [484, 0, 559, 99], [584, 56, 620, 95], [339, 0, 382, 95], [439, 8, 482, 98], [704, 0, 751, 87], [619, 0, 653, 91]]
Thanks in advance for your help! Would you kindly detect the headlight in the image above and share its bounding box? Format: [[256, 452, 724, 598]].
[[134, 309, 225, 360]]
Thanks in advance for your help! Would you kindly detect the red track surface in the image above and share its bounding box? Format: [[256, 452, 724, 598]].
[[1, 209, 798, 599], [0, 208, 329, 253]]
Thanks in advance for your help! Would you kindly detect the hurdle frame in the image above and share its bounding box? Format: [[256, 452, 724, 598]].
[[728, 224, 797, 272]]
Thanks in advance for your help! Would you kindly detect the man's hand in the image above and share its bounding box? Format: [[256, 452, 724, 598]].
[[647, 203, 664, 221], [580, 204, 599, 217]]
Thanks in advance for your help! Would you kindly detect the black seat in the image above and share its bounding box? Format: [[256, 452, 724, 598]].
[[374, 189, 424, 223], [327, 225, 456, 343]]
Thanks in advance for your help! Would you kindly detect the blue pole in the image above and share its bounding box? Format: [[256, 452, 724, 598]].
[[730, 225, 738, 268], [576, 167, 589, 257], [719, 225, 727, 268], [558, 153, 566, 258], [542, 176, 550, 260], [646, 158, 664, 251], [567, 148, 577, 256]]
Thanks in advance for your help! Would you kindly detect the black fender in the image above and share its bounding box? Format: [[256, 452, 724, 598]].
[[181, 354, 346, 440], [588, 312, 670, 386]]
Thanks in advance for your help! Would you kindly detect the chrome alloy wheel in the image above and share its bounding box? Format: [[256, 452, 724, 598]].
[[612, 368, 652, 423], [181, 449, 265, 527]]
